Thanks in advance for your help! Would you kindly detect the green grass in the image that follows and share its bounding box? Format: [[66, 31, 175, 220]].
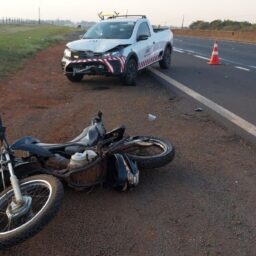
[[0, 24, 78, 77]]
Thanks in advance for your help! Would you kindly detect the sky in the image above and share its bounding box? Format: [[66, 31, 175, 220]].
[[0, 0, 255, 26]]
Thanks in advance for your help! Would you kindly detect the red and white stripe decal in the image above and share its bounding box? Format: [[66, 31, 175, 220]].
[[69, 56, 128, 74], [116, 57, 124, 73], [138, 54, 162, 70], [103, 59, 114, 73]]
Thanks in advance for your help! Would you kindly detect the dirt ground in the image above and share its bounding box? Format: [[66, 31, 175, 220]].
[[1, 38, 256, 256]]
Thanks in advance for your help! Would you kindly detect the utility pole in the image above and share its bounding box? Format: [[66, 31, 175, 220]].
[[38, 6, 41, 24], [38, 0, 41, 24], [181, 15, 184, 29]]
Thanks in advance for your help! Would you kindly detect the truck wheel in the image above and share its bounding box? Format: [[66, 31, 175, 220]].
[[121, 58, 138, 86], [159, 47, 171, 69], [66, 73, 84, 82]]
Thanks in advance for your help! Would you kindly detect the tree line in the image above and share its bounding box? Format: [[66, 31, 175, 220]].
[[189, 20, 256, 31], [0, 17, 95, 29]]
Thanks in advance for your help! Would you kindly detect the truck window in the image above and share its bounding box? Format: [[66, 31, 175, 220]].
[[137, 22, 151, 38], [84, 22, 136, 39]]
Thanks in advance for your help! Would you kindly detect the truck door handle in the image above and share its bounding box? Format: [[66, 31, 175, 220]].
[[153, 41, 156, 44]]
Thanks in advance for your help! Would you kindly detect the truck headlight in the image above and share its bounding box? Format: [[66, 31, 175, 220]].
[[111, 51, 122, 57], [103, 51, 121, 58], [64, 48, 71, 58]]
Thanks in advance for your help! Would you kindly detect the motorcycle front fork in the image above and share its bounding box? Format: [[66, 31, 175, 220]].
[[5, 152, 24, 205]]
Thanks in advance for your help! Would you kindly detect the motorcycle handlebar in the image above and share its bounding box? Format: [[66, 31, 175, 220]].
[[92, 111, 103, 124]]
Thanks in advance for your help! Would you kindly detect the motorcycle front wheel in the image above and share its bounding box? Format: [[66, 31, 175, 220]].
[[0, 174, 64, 249], [121, 136, 175, 169]]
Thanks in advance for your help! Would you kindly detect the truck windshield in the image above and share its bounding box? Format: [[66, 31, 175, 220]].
[[83, 21, 135, 39]]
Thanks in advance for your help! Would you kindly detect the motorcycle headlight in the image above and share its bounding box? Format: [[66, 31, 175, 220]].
[[64, 48, 71, 58]]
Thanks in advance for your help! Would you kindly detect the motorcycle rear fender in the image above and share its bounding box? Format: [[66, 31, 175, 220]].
[[104, 125, 126, 141]]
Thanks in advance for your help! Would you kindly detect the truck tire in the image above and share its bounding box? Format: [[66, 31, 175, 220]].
[[66, 73, 84, 82], [159, 47, 171, 69], [121, 58, 138, 86]]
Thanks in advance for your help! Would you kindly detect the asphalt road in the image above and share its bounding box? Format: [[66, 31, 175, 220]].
[[174, 35, 256, 70], [153, 36, 256, 128]]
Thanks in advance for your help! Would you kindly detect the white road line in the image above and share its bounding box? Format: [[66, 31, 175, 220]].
[[194, 55, 210, 61], [218, 58, 253, 70], [173, 48, 184, 53], [235, 66, 250, 71], [149, 67, 256, 138], [186, 50, 195, 54], [221, 57, 240, 65], [173, 47, 254, 71], [174, 39, 183, 42]]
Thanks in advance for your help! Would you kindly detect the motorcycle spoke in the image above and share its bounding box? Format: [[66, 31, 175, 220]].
[[124, 145, 162, 156], [0, 180, 52, 234], [31, 195, 49, 198], [30, 189, 49, 205]]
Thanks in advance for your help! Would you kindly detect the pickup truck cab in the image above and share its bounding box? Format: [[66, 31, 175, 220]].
[[61, 15, 173, 85]]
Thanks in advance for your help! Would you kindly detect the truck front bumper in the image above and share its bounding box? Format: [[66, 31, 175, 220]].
[[61, 56, 126, 76]]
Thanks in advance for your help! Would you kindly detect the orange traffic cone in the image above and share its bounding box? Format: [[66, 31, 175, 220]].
[[208, 41, 221, 65]]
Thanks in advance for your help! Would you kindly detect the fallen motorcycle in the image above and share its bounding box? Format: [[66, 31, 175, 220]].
[[0, 112, 175, 248], [7, 112, 175, 189]]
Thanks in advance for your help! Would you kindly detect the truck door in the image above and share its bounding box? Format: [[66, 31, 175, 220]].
[[135, 22, 154, 70]]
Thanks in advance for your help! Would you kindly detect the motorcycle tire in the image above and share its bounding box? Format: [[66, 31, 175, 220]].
[[122, 136, 175, 169], [0, 174, 64, 249]]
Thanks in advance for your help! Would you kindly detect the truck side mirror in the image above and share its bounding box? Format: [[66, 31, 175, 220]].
[[137, 35, 149, 41]]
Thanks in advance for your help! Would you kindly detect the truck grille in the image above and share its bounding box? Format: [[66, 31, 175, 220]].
[[72, 51, 102, 59]]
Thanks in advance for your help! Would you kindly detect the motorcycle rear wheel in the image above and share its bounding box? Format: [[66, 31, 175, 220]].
[[0, 174, 63, 249], [121, 136, 175, 169]]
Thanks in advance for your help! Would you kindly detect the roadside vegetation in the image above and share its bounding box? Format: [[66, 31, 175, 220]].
[[173, 20, 256, 43], [0, 24, 78, 77], [189, 19, 256, 31]]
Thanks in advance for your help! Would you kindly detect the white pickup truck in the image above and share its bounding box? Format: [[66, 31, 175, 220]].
[[61, 15, 173, 85]]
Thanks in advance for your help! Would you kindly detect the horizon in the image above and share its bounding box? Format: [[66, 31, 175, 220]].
[[1, 0, 255, 26]]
